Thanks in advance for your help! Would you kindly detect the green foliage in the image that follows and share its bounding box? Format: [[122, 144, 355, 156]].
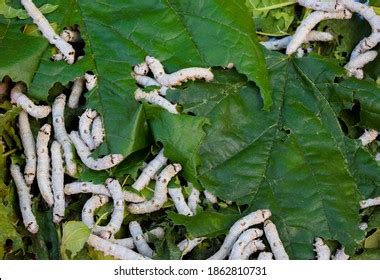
[[0, 0, 57, 19], [60, 221, 91, 260]]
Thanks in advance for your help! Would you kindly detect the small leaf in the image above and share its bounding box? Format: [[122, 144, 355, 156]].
[[60, 221, 91, 260]]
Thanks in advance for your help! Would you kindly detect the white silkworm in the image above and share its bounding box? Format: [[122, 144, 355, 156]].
[[85, 72, 97, 91], [359, 222, 368, 231], [67, 77, 85, 109], [360, 197, 380, 209], [350, 33, 380, 60], [297, 0, 344, 12], [92, 178, 125, 239], [128, 163, 182, 214], [314, 237, 331, 260], [208, 209, 272, 260], [36, 124, 54, 206], [18, 111, 36, 185], [11, 83, 51, 119], [69, 131, 124, 170], [131, 72, 161, 87], [135, 88, 178, 114], [91, 116, 105, 149], [87, 234, 149, 260], [168, 187, 193, 216], [51, 141, 65, 223], [132, 148, 167, 191], [133, 62, 149, 76], [81, 195, 110, 228], [228, 228, 264, 260], [145, 56, 214, 87], [129, 221, 154, 258], [332, 247, 349, 260], [263, 220, 289, 260], [51, 52, 64, 62], [204, 190, 218, 204], [286, 10, 352, 55], [261, 31, 334, 50], [20, 0, 75, 64], [10, 164, 39, 234], [187, 186, 200, 215], [177, 237, 206, 256], [79, 109, 97, 150], [64, 182, 111, 196], [345, 51, 378, 79], [240, 240, 266, 260], [358, 129, 378, 146], [52, 94, 77, 177], [60, 29, 81, 43], [257, 252, 273, 260], [110, 227, 165, 249]]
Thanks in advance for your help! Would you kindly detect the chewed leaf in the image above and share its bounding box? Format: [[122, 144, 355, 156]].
[[60, 221, 91, 260]]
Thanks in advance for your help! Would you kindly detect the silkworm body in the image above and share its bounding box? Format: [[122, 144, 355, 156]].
[[69, 131, 124, 170], [133, 62, 149, 75], [52, 94, 77, 176], [18, 111, 36, 185], [350, 33, 380, 59], [177, 237, 205, 256], [263, 220, 289, 260], [128, 163, 182, 214], [360, 197, 380, 209], [68, 77, 85, 109], [358, 129, 378, 146], [135, 88, 178, 114], [20, 0, 75, 64], [187, 186, 200, 215], [11, 84, 51, 119], [85, 72, 97, 91], [10, 164, 39, 234], [228, 228, 264, 260], [297, 0, 344, 12], [345, 51, 378, 79], [207, 209, 271, 260], [168, 187, 193, 216], [359, 222, 368, 231], [332, 247, 349, 260], [132, 148, 167, 191], [204, 190, 218, 204], [79, 109, 97, 150], [51, 141, 65, 223], [110, 227, 165, 249], [314, 237, 331, 260], [129, 221, 154, 258], [91, 116, 105, 149], [87, 234, 149, 260], [240, 240, 266, 260], [81, 195, 110, 228], [257, 252, 273, 260], [36, 124, 54, 206], [131, 73, 161, 87], [64, 182, 111, 196], [60, 30, 81, 43]]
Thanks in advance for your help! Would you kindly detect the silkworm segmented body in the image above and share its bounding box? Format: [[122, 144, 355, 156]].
[[228, 228, 264, 260], [263, 220, 289, 260], [79, 109, 97, 150], [314, 237, 331, 260], [51, 141, 65, 223], [129, 221, 154, 258], [168, 187, 193, 216]]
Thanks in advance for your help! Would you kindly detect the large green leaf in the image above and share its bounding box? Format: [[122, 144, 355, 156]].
[[60, 221, 91, 260]]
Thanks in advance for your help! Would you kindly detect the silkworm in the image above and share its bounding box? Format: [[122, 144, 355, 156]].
[[87, 234, 149, 260], [18, 111, 36, 185], [81, 195, 110, 228], [204, 190, 218, 204], [69, 131, 124, 170], [128, 163, 182, 214], [109, 227, 165, 249], [207, 209, 272, 260], [132, 148, 167, 191], [168, 187, 193, 216], [358, 129, 378, 146], [332, 247, 349, 260], [85, 72, 97, 91], [257, 252, 273, 260], [228, 228, 264, 260], [52, 94, 77, 176], [79, 109, 97, 150], [240, 240, 266, 260], [133, 62, 149, 75], [263, 220, 289, 260], [129, 221, 154, 258], [51, 141, 65, 223], [60, 29, 81, 43], [91, 116, 105, 149], [11, 83, 51, 119], [67, 77, 85, 109], [359, 222, 368, 231], [20, 0, 75, 64], [187, 186, 200, 215], [135, 88, 178, 114], [131, 72, 161, 87], [36, 124, 54, 206], [314, 237, 331, 260], [297, 0, 344, 12], [360, 197, 380, 209], [177, 237, 206, 257], [10, 164, 39, 234], [345, 51, 378, 79]]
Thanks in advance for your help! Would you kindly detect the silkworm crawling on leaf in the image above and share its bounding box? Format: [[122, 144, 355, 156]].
[[207, 209, 272, 260], [92, 178, 125, 239], [36, 124, 54, 206], [168, 187, 193, 216], [228, 228, 264, 260], [187, 185, 200, 215], [69, 131, 124, 170], [85, 72, 97, 91], [87, 234, 150, 260], [131, 72, 161, 87], [79, 108, 97, 150], [177, 237, 206, 257], [257, 252, 273, 260], [91, 116, 105, 149], [286, 10, 352, 55], [52, 94, 77, 176], [204, 190, 218, 204], [132, 148, 167, 191], [314, 237, 331, 260], [10, 164, 39, 234], [297, 0, 344, 12], [129, 221, 154, 258], [135, 88, 178, 114], [133, 62, 149, 75], [145, 56, 214, 87], [263, 220, 289, 260], [60, 29, 81, 43], [360, 197, 380, 209], [109, 227, 165, 249], [51, 141, 65, 223], [332, 247, 349, 260], [67, 77, 85, 109], [359, 222, 368, 231], [128, 163, 182, 214], [344, 51, 378, 79], [11, 83, 51, 119], [81, 195, 110, 228], [18, 111, 36, 185], [358, 128, 378, 146], [20, 0, 75, 64], [240, 240, 266, 260]]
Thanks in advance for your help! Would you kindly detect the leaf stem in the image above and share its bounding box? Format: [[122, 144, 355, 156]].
[[252, 1, 297, 11], [2, 148, 17, 158]]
